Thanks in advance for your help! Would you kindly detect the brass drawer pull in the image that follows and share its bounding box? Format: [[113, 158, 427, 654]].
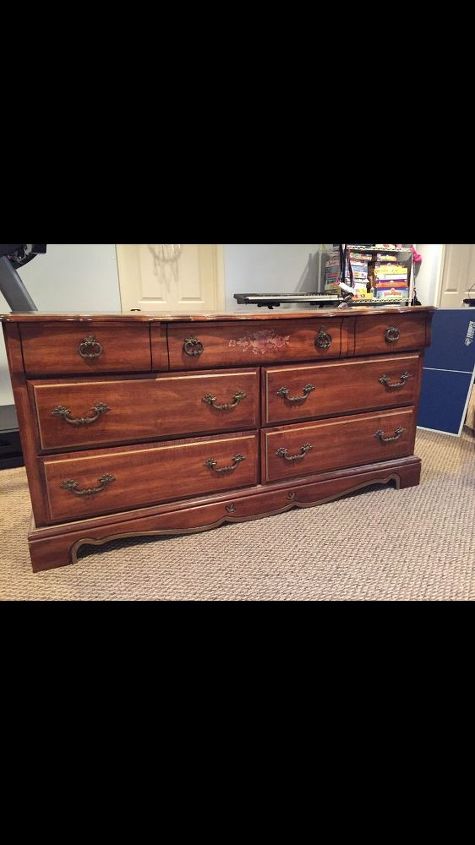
[[78, 335, 104, 359], [385, 326, 400, 344], [202, 391, 246, 410], [315, 330, 332, 350], [52, 402, 110, 426], [184, 337, 204, 357], [277, 384, 316, 403], [205, 454, 246, 474], [375, 427, 406, 443], [276, 443, 313, 462], [379, 371, 411, 390], [61, 474, 116, 496]]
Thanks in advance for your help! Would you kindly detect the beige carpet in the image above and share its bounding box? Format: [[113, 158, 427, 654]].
[[1, 429, 474, 601]]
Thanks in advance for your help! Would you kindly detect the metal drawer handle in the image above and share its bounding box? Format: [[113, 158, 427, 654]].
[[315, 330, 332, 350], [375, 427, 406, 443], [52, 402, 110, 426], [205, 454, 246, 474], [385, 326, 400, 344], [277, 384, 316, 403], [378, 371, 411, 390], [184, 337, 204, 357], [202, 391, 246, 411], [61, 474, 116, 496], [276, 443, 313, 462], [78, 335, 104, 359]]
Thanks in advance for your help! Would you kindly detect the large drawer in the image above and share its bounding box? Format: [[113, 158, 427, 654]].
[[42, 431, 259, 522], [29, 369, 260, 451], [163, 319, 351, 370], [354, 313, 427, 356], [263, 354, 421, 425], [262, 407, 416, 483], [20, 322, 163, 375]]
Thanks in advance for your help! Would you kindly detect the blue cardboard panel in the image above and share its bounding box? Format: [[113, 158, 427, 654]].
[[418, 369, 474, 434], [424, 310, 475, 373]]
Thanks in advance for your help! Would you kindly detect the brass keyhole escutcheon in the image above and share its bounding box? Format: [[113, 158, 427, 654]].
[[78, 336, 103, 359], [315, 330, 332, 350], [184, 337, 204, 357], [385, 326, 400, 344]]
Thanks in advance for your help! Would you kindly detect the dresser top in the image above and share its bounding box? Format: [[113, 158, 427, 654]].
[[1, 306, 436, 323]]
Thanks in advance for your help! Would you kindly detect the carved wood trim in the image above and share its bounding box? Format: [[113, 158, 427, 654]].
[[27, 461, 423, 571], [69, 473, 403, 564]]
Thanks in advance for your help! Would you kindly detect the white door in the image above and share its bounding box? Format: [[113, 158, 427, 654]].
[[438, 244, 475, 308], [116, 244, 225, 313]]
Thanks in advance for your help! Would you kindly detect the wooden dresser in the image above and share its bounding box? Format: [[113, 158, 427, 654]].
[[1, 307, 434, 572]]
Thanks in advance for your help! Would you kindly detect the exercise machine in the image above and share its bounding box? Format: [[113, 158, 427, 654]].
[[0, 244, 47, 311]]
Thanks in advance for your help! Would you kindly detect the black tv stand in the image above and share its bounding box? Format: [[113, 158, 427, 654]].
[[0, 405, 23, 469]]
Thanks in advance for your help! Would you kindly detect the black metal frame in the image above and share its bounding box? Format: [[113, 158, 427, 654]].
[[0, 255, 38, 311]]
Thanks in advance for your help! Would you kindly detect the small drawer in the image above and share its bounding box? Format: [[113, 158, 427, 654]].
[[20, 322, 160, 376], [162, 318, 350, 370], [30, 369, 260, 451], [262, 407, 416, 483], [42, 431, 259, 522], [263, 354, 421, 425], [354, 313, 427, 356]]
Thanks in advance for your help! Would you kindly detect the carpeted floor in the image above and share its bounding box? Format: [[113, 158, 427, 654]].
[[1, 429, 474, 601]]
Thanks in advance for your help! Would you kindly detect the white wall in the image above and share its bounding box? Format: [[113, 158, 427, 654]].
[[223, 244, 324, 311], [1, 243, 328, 405], [0, 244, 330, 405], [0, 244, 120, 405]]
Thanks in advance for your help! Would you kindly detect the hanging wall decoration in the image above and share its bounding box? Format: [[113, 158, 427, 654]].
[[147, 244, 183, 287]]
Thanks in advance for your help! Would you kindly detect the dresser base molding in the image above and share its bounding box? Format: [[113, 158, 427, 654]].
[[27, 456, 421, 572]]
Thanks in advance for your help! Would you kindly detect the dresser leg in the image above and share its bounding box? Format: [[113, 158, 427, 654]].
[[397, 458, 421, 488], [28, 534, 77, 573]]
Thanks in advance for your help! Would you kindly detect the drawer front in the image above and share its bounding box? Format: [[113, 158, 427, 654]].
[[354, 314, 427, 356], [164, 319, 350, 370], [42, 431, 259, 522], [20, 322, 160, 375], [263, 407, 416, 483], [30, 369, 260, 451], [264, 354, 421, 425]]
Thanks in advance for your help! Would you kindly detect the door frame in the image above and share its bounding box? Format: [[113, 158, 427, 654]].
[[435, 243, 447, 307]]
